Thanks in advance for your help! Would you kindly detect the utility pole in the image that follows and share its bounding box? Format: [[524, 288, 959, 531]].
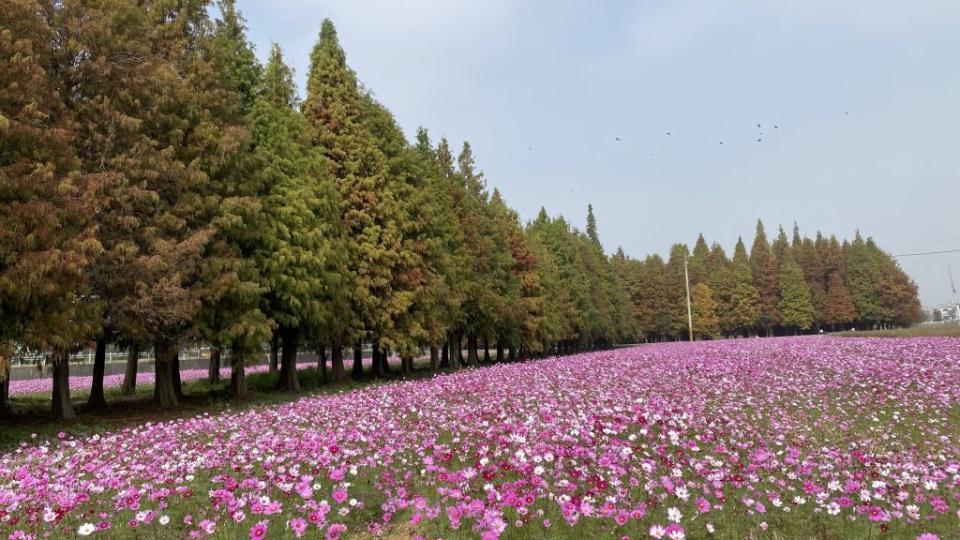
[[684, 253, 693, 341], [949, 264, 960, 326]]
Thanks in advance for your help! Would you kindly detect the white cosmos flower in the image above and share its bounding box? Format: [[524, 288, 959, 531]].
[[668, 506, 682, 523], [77, 523, 95, 536]]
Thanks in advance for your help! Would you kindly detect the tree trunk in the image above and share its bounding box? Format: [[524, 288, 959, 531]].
[[450, 334, 461, 370], [496, 342, 504, 363], [482, 337, 491, 364], [0, 376, 8, 416], [352, 342, 364, 379], [467, 334, 479, 367], [456, 333, 465, 367], [87, 336, 108, 409], [269, 330, 279, 374], [278, 326, 300, 392], [401, 355, 413, 377], [331, 343, 347, 383], [429, 346, 439, 371], [153, 337, 179, 408], [371, 341, 384, 378], [172, 352, 183, 398], [318, 344, 328, 383], [508, 346, 516, 362], [120, 346, 139, 396], [230, 343, 248, 400], [51, 350, 75, 420], [440, 342, 450, 368], [208, 345, 222, 385], [379, 346, 392, 375]]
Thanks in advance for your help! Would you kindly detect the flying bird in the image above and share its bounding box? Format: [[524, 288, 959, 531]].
[[773, 125, 779, 129], [666, 132, 671, 136], [615, 137, 621, 142], [757, 138, 762, 142], [719, 141, 724, 145], [756, 123, 761, 128]]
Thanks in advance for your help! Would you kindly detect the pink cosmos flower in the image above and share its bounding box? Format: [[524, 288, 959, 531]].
[[288, 517, 307, 538], [249, 521, 267, 540]]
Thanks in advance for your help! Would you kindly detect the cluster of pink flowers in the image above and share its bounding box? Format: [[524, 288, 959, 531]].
[[7, 362, 315, 397], [1, 337, 958, 538]]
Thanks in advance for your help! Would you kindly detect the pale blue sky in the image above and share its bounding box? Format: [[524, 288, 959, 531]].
[[236, 0, 960, 306]]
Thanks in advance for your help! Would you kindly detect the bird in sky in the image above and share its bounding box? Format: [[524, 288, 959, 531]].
[[666, 132, 671, 135], [719, 141, 724, 145], [773, 125, 779, 129], [757, 138, 762, 142], [756, 123, 761, 128], [615, 137, 621, 142]]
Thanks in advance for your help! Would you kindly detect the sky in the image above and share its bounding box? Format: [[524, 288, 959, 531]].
[[235, 0, 960, 307]]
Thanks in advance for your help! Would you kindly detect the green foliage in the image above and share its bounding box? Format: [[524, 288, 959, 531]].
[[750, 220, 780, 332], [778, 252, 818, 331], [303, 19, 404, 351], [213, 0, 263, 111], [691, 282, 720, 339], [247, 46, 341, 350]]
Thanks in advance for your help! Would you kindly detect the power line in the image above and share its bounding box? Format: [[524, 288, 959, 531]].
[[893, 249, 960, 258]]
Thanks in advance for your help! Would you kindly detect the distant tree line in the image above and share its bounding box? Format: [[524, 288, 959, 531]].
[[613, 221, 923, 341], [0, 1, 921, 419]]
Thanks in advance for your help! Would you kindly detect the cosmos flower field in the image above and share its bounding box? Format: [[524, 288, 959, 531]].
[[2, 337, 959, 539], [7, 362, 316, 397]]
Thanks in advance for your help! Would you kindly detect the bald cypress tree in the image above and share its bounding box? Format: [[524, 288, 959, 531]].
[[213, 0, 263, 111], [0, 0, 100, 419], [666, 244, 692, 339], [729, 238, 761, 336], [706, 243, 737, 336], [778, 253, 817, 333], [586, 204, 600, 246], [844, 232, 883, 328], [688, 234, 710, 285], [303, 20, 404, 375], [750, 220, 779, 335], [823, 271, 857, 330], [247, 45, 341, 391], [691, 283, 720, 339]]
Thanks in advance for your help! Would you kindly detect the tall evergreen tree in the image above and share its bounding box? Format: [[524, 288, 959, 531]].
[[688, 234, 710, 285], [844, 232, 884, 328], [586, 204, 600, 246], [302, 19, 405, 374], [691, 282, 720, 339], [750, 220, 779, 334], [213, 0, 263, 110], [778, 252, 817, 333], [823, 271, 858, 329], [729, 238, 761, 335], [0, 0, 100, 419], [247, 45, 341, 391]]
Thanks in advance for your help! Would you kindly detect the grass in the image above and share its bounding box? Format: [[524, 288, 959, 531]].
[[0, 357, 439, 450], [833, 323, 960, 338]]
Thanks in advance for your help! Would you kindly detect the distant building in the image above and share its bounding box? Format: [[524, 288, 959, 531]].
[[928, 303, 959, 322]]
